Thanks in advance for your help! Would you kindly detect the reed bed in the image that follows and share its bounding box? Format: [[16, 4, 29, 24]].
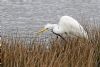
[[1, 27, 100, 67]]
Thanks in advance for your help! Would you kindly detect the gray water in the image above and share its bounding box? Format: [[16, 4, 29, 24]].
[[0, 0, 100, 39]]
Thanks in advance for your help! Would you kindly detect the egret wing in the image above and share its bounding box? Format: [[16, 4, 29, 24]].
[[58, 16, 88, 38]]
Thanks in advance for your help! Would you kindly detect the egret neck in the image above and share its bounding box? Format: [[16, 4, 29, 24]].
[[52, 24, 64, 34]]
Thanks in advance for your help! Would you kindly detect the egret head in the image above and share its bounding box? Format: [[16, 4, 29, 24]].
[[37, 23, 55, 35]]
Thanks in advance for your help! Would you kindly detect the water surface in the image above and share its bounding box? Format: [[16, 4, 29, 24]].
[[0, 0, 100, 38]]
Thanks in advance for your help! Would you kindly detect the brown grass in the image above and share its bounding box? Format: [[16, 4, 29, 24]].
[[1, 28, 100, 67]]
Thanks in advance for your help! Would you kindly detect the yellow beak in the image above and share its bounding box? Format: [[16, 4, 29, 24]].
[[36, 28, 48, 35]]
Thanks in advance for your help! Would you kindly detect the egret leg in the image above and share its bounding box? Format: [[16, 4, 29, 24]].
[[56, 35, 59, 39], [52, 31, 66, 42]]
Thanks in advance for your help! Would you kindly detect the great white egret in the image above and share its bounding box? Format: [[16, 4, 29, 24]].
[[37, 16, 88, 39]]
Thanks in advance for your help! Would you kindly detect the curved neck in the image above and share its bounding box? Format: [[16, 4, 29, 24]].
[[53, 24, 64, 34]]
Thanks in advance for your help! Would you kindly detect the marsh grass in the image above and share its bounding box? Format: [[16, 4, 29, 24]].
[[1, 27, 100, 67]]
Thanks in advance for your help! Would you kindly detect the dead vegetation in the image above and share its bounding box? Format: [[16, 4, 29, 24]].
[[1, 27, 100, 67]]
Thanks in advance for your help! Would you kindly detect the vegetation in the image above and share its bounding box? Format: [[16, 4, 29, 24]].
[[1, 26, 100, 67]]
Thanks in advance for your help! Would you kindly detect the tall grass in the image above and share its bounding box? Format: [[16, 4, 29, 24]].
[[1, 27, 100, 67]]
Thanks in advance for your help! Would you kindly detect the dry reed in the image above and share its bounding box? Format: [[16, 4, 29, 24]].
[[1, 27, 100, 67]]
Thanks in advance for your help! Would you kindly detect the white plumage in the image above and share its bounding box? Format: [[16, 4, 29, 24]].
[[37, 16, 88, 39]]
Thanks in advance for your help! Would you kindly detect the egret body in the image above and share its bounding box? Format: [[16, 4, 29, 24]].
[[37, 16, 88, 39]]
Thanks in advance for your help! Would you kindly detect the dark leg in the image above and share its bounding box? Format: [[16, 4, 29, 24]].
[[52, 31, 66, 42]]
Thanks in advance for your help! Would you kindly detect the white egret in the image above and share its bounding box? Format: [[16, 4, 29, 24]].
[[37, 16, 88, 39]]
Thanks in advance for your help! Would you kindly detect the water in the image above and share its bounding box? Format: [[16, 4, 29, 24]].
[[0, 0, 100, 38]]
